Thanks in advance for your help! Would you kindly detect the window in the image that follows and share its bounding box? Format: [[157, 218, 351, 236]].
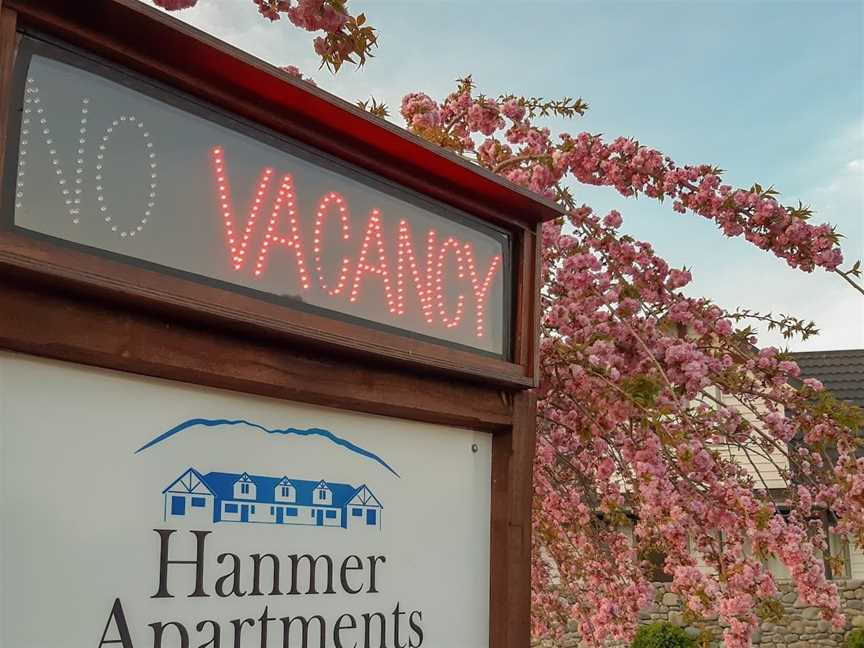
[[353, 508, 363, 517], [270, 506, 274, 515], [318, 491, 326, 501], [281, 486, 290, 497], [225, 503, 238, 513], [326, 510, 337, 519], [191, 497, 206, 508], [286, 507, 298, 517], [171, 496, 186, 516], [828, 531, 852, 580], [366, 509, 377, 526], [640, 548, 673, 583], [251, 505, 256, 514], [240, 483, 250, 494]]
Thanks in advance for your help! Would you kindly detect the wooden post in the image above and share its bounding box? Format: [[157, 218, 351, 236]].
[[491, 390, 537, 647], [0, 4, 558, 645]]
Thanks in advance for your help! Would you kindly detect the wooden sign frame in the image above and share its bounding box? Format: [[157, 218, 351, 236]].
[[0, 2, 561, 646]]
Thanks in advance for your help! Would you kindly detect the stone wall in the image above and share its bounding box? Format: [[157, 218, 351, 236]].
[[537, 580, 864, 647]]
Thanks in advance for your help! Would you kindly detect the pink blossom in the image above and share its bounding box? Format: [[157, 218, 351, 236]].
[[804, 378, 824, 391], [153, 0, 198, 8], [603, 210, 623, 229]]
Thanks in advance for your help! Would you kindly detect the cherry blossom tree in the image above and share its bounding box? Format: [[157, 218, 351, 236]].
[[398, 80, 864, 647], [159, 4, 864, 646], [153, 0, 377, 71]]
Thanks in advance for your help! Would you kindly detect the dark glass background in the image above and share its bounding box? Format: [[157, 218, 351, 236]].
[[3, 36, 511, 356]]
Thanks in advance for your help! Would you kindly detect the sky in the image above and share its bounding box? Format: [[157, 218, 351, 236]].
[[145, 0, 864, 352]]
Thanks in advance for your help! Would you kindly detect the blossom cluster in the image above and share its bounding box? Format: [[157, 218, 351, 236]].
[[400, 80, 845, 273], [155, 0, 376, 72], [284, 0, 347, 31], [401, 79, 863, 647], [531, 208, 858, 646], [280, 65, 317, 85], [155, 0, 340, 26]]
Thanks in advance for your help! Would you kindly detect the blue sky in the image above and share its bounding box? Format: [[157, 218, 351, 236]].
[[147, 0, 864, 351]]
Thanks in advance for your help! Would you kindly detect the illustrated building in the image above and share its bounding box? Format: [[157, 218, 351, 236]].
[[162, 468, 383, 529]]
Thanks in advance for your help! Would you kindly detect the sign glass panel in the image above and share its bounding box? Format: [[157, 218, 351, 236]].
[[2, 37, 510, 355]]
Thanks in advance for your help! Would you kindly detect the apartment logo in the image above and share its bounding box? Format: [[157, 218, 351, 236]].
[[163, 468, 383, 530]]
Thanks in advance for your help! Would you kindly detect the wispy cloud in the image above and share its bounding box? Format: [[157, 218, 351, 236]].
[[751, 118, 863, 351]]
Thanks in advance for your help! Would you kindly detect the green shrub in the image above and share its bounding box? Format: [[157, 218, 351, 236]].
[[632, 621, 696, 648], [846, 628, 864, 648]]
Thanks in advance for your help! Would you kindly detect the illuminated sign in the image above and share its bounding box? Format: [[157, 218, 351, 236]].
[[2, 37, 509, 355]]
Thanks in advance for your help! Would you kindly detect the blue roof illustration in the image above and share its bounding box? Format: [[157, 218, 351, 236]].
[[194, 471, 374, 509], [162, 467, 383, 530]]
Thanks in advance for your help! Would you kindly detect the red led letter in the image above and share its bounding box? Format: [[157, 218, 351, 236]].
[[254, 173, 311, 289], [464, 245, 501, 338], [395, 221, 436, 322], [313, 192, 352, 296], [349, 209, 396, 313], [211, 147, 274, 272], [434, 237, 466, 329]]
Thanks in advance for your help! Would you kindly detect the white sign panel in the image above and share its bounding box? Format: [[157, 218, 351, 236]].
[[0, 352, 492, 648]]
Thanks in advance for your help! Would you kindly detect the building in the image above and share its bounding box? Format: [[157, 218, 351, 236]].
[[620, 350, 864, 583], [790, 350, 864, 579], [678, 349, 864, 581], [792, 349, 864, 409], [540, 350, 864, 647], [162, 468, 383, 530]]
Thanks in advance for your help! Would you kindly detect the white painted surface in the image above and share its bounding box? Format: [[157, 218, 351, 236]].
[[848, 541, 864, 580], [0, 351, 491, 648], [701, 387, 790, 490]]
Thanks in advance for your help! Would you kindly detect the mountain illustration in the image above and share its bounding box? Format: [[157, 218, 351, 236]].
[[134, 417, 400, 477]]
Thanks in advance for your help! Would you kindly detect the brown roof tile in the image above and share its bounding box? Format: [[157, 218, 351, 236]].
[[789, 349, 864, 408]]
